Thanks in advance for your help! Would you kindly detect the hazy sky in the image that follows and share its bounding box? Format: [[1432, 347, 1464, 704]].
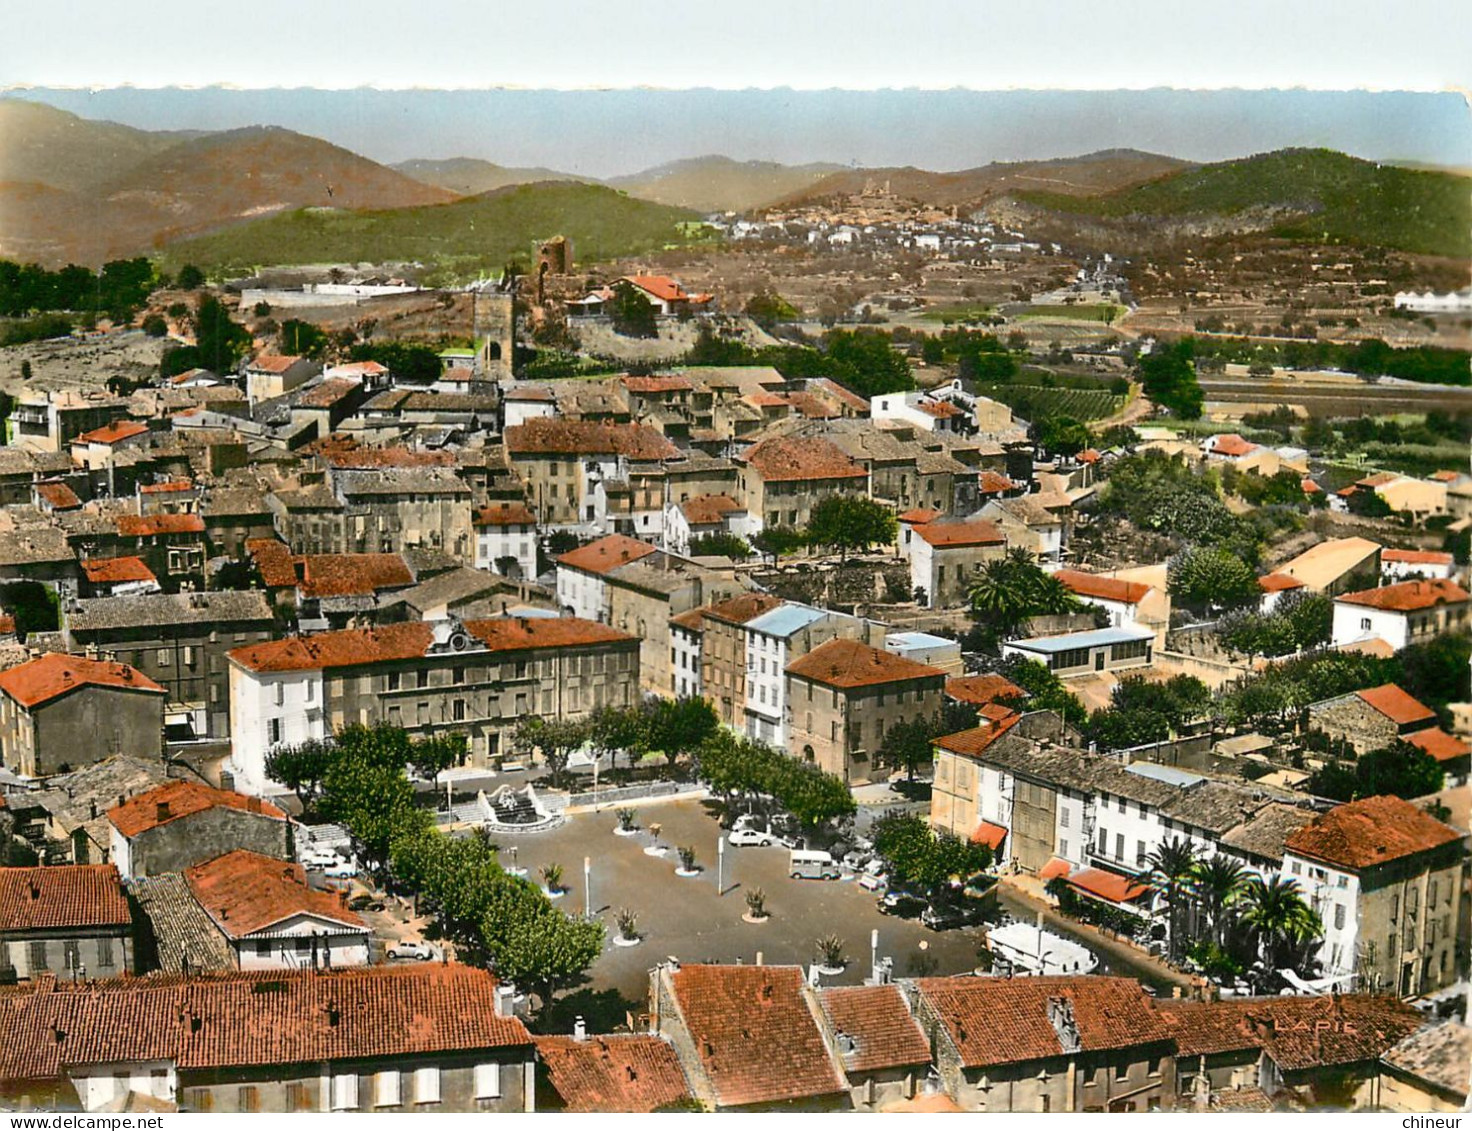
[[3, 0, 1469, 176]]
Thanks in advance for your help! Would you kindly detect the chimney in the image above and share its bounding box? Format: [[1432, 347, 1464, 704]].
[[247, 796, 262, 813], [295, 559, 309, 584], [573, 1016, 587, 1042], [156, 801, 171, 822]]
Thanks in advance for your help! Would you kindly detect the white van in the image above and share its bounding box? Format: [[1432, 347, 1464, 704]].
[[789, 849, 840, 880]]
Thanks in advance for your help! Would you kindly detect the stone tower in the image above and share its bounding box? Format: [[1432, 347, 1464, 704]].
[[471, 289, 514, 382]]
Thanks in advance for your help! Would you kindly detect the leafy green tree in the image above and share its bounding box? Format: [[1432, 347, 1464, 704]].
[[805, 495, 897, 561], [1088, 705, 1170, 752], [609, 281, 658, 338], [688, 533, 751, 560], [141, 313, 167, 337], [1169, 545, 1260, 610], [513, 717, 590, 788], [966, 547, 1081, 643], [176, 265, 206, 290], [1237, 874, 1322, 970], [588, 704, 646, 771], [279, 318, 330, 359], [348, 341, 443, 383], [871, 812, 990, 898], [1033, 415, 1093, 458], [744, 289, 799, 330], [1193, 855, 1248, 950], [751, 525, 807, 561], [639, 696, 718, 771], [875, 717, 936, 781], [320, 758, 431, 877], [1308, 741, 1444, 802], [481, 884, 605, 1010], [1397, 633, 1472, 722], [1137, 338, 1204, 419], [1144, 838, 1201, 961], [409, 732, 466, 781], [996, 656, 1086, 728], [264, 738, 338, 814]]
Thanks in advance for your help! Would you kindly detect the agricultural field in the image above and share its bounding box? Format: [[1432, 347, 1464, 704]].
[[984, 383, 1123, 421], [1015, 303, 1122, 323]]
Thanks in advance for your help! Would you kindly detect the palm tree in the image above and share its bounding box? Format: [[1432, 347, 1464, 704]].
[[1144, 838, 1201, 961], [1237, 874, 1323, 971], [1193, 855, 1248, 950], [965, 557, 1033, 638]]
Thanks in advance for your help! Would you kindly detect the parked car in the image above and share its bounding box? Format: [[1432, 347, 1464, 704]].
[[921, 902, 984, 931], [302, 849, 341, 869], [878, 890, 926, 918], [728, 827, 777, 848], [348, 894, 385, 912], [842, 848, 873, 871], [387, 939, 436, 961], [857, 870, 887, 892], [324, 859, 359, 879]]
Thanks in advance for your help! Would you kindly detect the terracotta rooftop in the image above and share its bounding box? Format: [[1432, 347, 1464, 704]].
[[1077, 449, 1102, 464], [1355, 683, 1436, 727], [505, 419, 680, 460], [699, 592, 784, 627], [919, 399, 964, 418], [1055, 569, 1151, 604], [622, 275, 694, 303], [786, 638, 945, 690], [898, 507, 942, 525], [75, 420, 148, 446], [80, 556, 156, 585], [1208, 433, 1258, 457], [1404, 727, 1471, 763], [1382, 548, 1454, 566], [681, 494, 743, 525], [35, 482, 81, 509], [670, 607, 710, 632], [945, 673, 1025, 706], [318, 444, 455, 469], [1381, 1021, 1472, 1099], [0, 652, 165, 709], [138, 478, 193, 494], [1285, 795, 1462, 871], [743, 435, 867, 483], [621, 374, 694, 394], [1335, 578, 1469, 613], [666, 964, 845, 1108], [1258, 572, 1306, 593], [809, 378, 870, 413], [0, 865, 131, 932], [295, 377, 360, 409], [912, 517, 1005, 549], [557, 534, 659, 575], [115, 513, 205, 537], [933, 715, 1022, 758], [817, 984, 930, 1074], [246, 354, 305, 374], [1067, 867, 1151, 905], [473, 501, 537, 527], [0, 964, 532, 1081], [1157, 995, 1424, 1070], [229, 616, 634, 674], [185, 850, 366, 938], [109, 780, 285, 839], [914, 976, 1168, 1067], [295, 553, 413, 598], [536, 1035, 692, 1113], [977, 470, 1018, 494]]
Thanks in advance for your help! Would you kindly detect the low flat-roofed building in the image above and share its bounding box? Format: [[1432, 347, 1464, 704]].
[[1001, 624, 1155, 677]]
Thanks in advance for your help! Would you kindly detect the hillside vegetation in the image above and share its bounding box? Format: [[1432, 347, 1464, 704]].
[[609, 155, 845, 213], [157, 182, 704, 278], [1015, 148, 1471, 258], [393, 157, 591, 195]]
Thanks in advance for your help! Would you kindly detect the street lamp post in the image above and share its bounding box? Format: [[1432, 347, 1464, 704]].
[[584, 856, 592, 918], [716, 836, 726, 896]]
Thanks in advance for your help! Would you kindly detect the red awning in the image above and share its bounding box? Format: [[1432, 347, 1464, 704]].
[[1038, 857, 1071, 882], [970, 821, 1008, 850], [1067, 867, 1150, 905]]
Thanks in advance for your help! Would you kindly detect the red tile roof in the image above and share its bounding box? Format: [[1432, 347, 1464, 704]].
[[742, 391, 791, 409], [186, 850, 366, 938], [945, 673, 1025, 706], [1382, 548, 1454, 566], [914, 976, 1168, 1067], [913, 517, 1005, 549], [1208, 433, 1258, 457], [35, 482, 81, 509], [918, 399, 964, 418], [933, 714, 1022, 757], [294, 553, 413, 598], [474, 501, 537, 527], [75, 420, 148, 446], [786, 638, 945, 690], [1355, 683, 1436, 727], [1055, 569, 1151, 604], [810, 378, 870, 413], [139, 478, 194, 494], [1156, 995, 1424, 1070], [557, 534, 659, 575], [1066, 867, 1150, 904], [977, 470, 1018, 494], [785, 392, 840, 419], [681, 494, 743, 525], [670, 607, 709, 632], [1336, 578, 1468, 613], [817, 984, 930, 1074], [318, 444, 455, 469], [247, 353, 305, 373], [1038, 857, 1072, 882], [1285, 795, 1462, 870], [0, 652, 165, 709], [80, 556, 157, 585], [109, 780, 285, 839], [115, 513, 205, 537], [1301, 478, 1324, 494], [622, 275, 692, 304], [666, 965, 845, 1108], [971, 820, 1008, 850], [505, 419, 680, 460], [245, 538, 296, 587], [1077, 449, 1102, 464], [0, 865, 131, 931], [295, 377, 360, 409], [536, 1035, 692, 1112], [1258, 572, 1306, 593], [621, 374, 693, 394], [898, 507, 942, 525], [743, 436, 867, 483], [1405, 727, 1471, 762], [701, 592, 783, 626], [0, 964, 532, 1080], [229, 616, 634, 674]]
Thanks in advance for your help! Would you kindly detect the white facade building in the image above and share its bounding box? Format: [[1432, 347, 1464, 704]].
[[474, 503, 539, 581], [227, 666, 324, 796]]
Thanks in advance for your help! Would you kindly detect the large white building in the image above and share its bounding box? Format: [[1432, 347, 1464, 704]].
[[474, 501, 539, 581], [554, 534, 658, 622], [1330, 579, 1470, 651]]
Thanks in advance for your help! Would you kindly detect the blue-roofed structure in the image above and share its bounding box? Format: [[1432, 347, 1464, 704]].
[[745, 602, 829, 639], [1000, 623, 1154, 676], [1125, 761, 1205, 789]]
